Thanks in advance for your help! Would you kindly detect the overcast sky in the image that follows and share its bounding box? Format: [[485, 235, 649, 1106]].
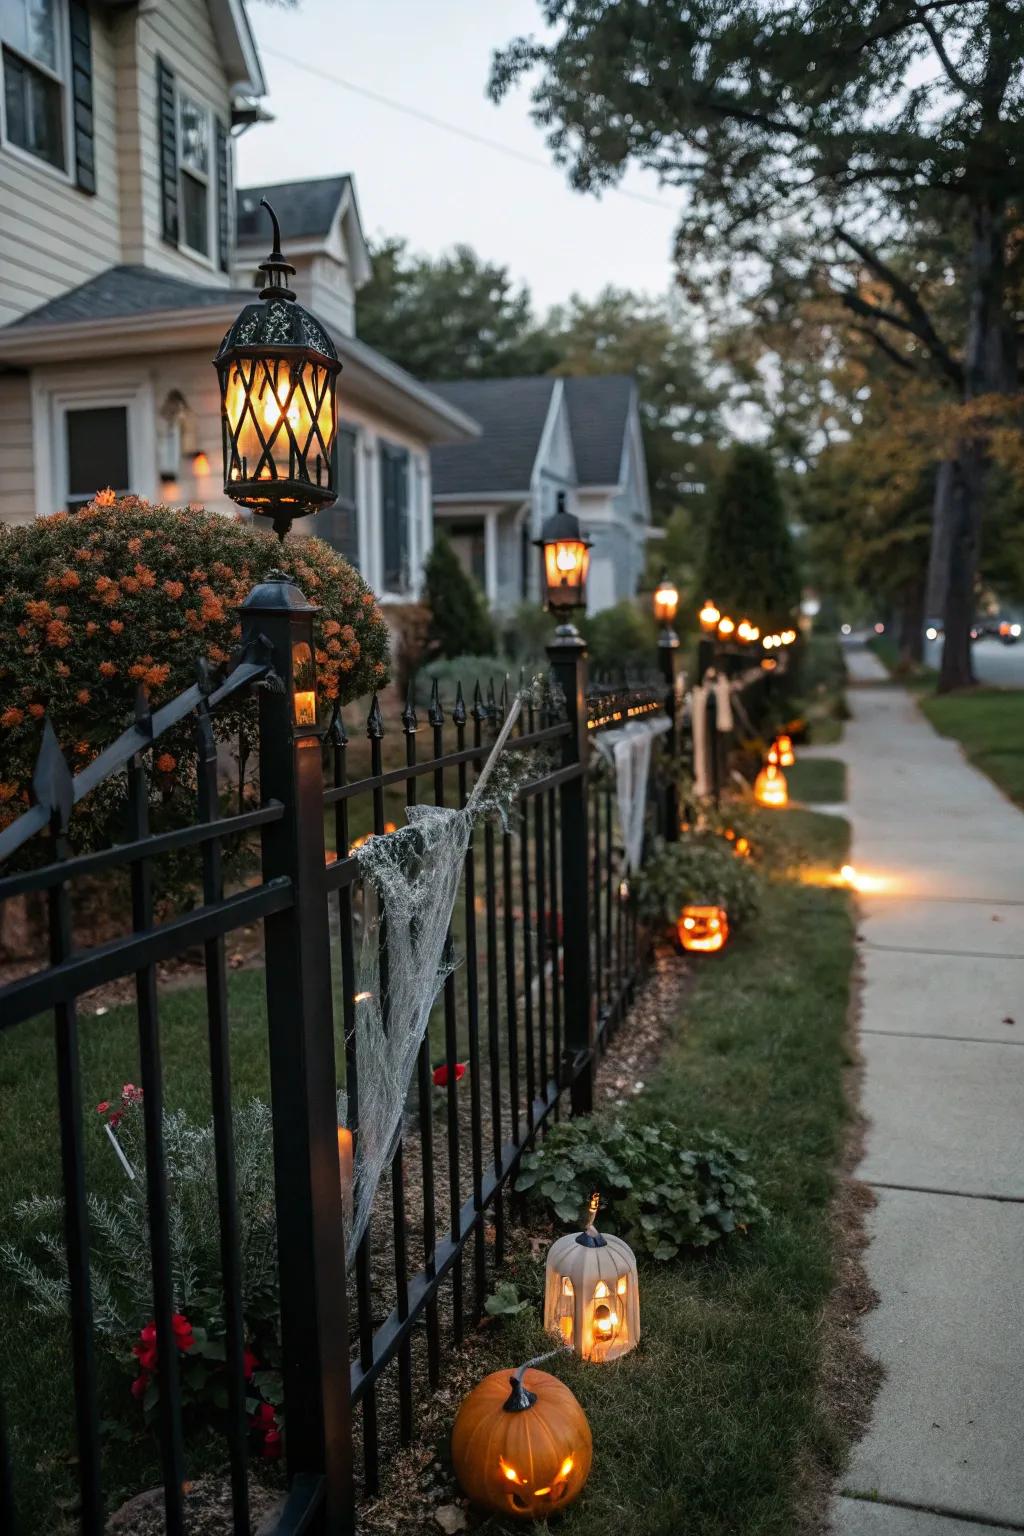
[[236, 0, 683, 313]]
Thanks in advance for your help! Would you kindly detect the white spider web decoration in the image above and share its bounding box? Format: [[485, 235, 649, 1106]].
[[343, 695, 523, 1260], [594, 715, 671, 872]]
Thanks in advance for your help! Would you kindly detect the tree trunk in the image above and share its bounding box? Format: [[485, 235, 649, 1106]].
[[898, 576, 925, 669], [938, 197, 1009, 691]]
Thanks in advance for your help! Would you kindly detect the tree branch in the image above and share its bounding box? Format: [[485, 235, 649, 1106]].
[[914, 9, 973, 95], [839, 288, 928, 341], [846, 322, 921, 373], [834, 225, 964, 387]]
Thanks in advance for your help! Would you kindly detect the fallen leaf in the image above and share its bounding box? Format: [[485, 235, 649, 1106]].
[[1002, 1016, 1015, 1026], [435, 1504, 468, 1533]]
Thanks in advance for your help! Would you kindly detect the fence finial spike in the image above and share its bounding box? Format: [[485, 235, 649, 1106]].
[[328, 700, 349, 748], [31, 718, 74, 833], [402, 679, 418, 733], [472, 679, 486, 722], [453, 681, 466, 727], [428, 676, 445, 728], [367, 692, 385, 740]]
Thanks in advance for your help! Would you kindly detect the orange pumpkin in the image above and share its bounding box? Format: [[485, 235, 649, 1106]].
[[775, 733, 796, 767], [677, 904, 729, 953], [754, 762, 788, 807], [451, 1366, 593, 1519]]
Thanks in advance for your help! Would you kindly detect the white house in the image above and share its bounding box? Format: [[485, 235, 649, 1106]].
[[0, 0, 476, 602], [429, 375, 652, 617]]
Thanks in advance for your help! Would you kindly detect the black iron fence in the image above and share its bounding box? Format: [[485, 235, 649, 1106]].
[[0, 574, 680, 1535]]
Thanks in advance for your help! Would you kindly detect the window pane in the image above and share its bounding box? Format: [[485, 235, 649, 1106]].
[[381, 446, 409, 591], [66, 406, 129, 508], [26, 0, 57, 69], [179, 94, 208, 175], [3, 46, 64, 168], [181, 171, 208, 254]]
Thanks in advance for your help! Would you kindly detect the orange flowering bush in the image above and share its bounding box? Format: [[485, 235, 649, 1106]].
[[0, 495, 390, 848]]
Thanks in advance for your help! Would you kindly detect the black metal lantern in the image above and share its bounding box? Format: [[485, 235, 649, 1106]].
[[215, 200, 341, 540], [535, 492, 591, 614]]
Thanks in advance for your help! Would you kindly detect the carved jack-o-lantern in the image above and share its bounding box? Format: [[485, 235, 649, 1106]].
[[774, 733, 796, 767], [677, 904, 729, 953], [544, 1202, 640, 1362], [755, 762, 788, 808], [451, 1365, 592, 1519]]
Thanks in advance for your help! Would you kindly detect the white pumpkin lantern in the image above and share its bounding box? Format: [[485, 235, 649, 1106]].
[[544, 1200, 639, 1362]]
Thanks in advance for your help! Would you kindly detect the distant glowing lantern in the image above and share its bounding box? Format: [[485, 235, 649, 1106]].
[[535, 491, 591, 613], [677, 904, 729, 953], [717, 616, 736, 639], [775, 734, 795, 767], [699, 599, 721, 632], [544, 1195, 639, 1362], [735, 835, 751, 857], [755, 762, 788, 808], [191, 450, 211, 477], [653, 569, 680, 626], [215, 200, 341, 540], [451, 1363, 592, 1519]]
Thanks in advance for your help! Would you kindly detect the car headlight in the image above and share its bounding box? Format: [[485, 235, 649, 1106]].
[[1012, 624, 1021, 638], [926, 626, 938, 641]]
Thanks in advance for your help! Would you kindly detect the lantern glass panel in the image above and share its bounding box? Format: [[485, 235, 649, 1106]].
[[224, 355, 336, 505], [654, 579, 679, 624], [292, 639, 318, 737], [543, 538, 589, 605]]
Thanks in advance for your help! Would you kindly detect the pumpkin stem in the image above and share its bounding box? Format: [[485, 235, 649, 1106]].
[[504, 1346, 571, 1412]]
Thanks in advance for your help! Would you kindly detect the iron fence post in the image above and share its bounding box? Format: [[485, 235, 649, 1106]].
[[547, 624, 594, 1116], [241, 571, 354, 1533], [658, 629, 682, 841]]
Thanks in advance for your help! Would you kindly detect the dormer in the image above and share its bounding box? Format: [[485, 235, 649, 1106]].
[[233, 174, 372, 338]]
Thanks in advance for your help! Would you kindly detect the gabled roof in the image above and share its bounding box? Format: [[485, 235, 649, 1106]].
[[429, 373, 637, 497], [429, 377, 557, 496], [563, 375, 635, 486], [5, 265, 253, 328], [236, 175, 351, 244]]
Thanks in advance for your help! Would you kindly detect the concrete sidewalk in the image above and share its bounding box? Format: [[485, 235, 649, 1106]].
[[830, 645, 1024, 1535]]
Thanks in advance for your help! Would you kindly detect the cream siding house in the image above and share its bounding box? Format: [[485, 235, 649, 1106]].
[[0, 0, 476, 603], [430, 375, 652, 617]]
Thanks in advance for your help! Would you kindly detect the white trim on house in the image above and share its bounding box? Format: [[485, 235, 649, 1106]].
[[31, 367, 156, 517]]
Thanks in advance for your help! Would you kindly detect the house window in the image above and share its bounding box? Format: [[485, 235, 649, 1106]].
[[1, 0, 68, 171], [65, 405, 130, 509], [380, 443, 410, 592], [179, 91, 212, 257], [318, 424, 359, 568]]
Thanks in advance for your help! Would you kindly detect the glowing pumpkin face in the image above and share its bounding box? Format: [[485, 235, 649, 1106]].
[[451, 1367, 593, 1519], [677, 904, 729, 953], [775, 734, 796, 767], [755, 763, 788, 807]]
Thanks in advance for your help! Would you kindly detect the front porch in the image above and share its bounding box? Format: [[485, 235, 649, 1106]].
[[433, 496, 534, 613]]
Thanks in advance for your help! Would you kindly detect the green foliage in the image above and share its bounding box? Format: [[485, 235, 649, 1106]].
[[500, 601, 556, 667], [484, 1281, 533, 1319], [0, 496, 389, 852], [634, 833, 762, 929], [422, 532, 495, 659], [582, 599, 659, 674], [415, 654, 509, 710], [516, 1115, 767, 1261], [699, 445, 800, 628], [356, 237, 558, 381]]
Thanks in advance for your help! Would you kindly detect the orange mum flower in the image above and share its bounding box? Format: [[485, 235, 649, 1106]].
[[29, 703, 45, 719], [163, 580, 185, 600], [46, 621, 72, 648], [74, 740, 90, 756], [128, 664, 147, 681], [25, 599, 52, 624], [155, 753, 176, 774], [144, 664, 170, 688], [76, 689, 91, 704], [56, 663, 71, 678], [127, 537, 142, 555], [109, 620, 124, 635], [133, 564, 156, 589], [99, 661, 118, 678], [0, 783, 17, 803], [121, 576, 140, 595], [93, 488, 117, 507], [2, 708, 25, 727], [59, 570, 80, 590], [85, 621, 98, 637]]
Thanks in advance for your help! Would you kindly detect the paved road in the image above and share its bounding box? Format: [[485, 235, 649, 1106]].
[[831, 644, 1024, 1536], [924, 633, 1024, 687]]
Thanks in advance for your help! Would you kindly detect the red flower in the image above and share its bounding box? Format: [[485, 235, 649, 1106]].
[[108, 1111, 123, 1130], [130, 1371, 150, 1401], [121, 1083, 143, 1104], [432, 1062, 467, 1088], [133, 1331, 158, 1372], [96, 1101, 110, 1114], [171, 1314, 194, 1351], [243, 1348, 259, 1380], [262, 1428, 283, 1460]]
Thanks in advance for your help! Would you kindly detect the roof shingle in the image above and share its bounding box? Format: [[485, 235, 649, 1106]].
[[6, 266, 251, 329], [236, 176, 351, 244]]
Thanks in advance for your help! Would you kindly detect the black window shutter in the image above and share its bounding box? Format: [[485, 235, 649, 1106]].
[[215, 118, 230, 272], [68, 1, 95, 194], [156, 56, 179, 245]]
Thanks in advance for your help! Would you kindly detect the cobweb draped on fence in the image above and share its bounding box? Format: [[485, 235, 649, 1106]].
[[341, 695, 524, 1261], [594, 715, 671, 872]]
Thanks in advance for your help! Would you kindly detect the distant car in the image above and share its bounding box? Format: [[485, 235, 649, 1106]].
[[997, 618, 1022, 645], [840, 623, 852, 636], [925, 617, 943, 642]]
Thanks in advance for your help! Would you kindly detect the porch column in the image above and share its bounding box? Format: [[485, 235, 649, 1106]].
[[484, 509, 499, 607], [360, 433, 379, 592]]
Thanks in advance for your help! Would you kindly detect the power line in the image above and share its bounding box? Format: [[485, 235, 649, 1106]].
[[259, 45, 677, 213]]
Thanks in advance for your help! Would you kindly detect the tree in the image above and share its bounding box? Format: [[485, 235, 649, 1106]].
[[491, 3, 1024, 690], [546, 287, 724, 523], [422, 533, 496, 658], [699, 445, 800, 627], [356, 238, 559, 381]]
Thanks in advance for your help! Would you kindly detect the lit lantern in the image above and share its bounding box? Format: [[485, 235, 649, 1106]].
[[677, 904, 729, 953], [535, 491, 591, 613], [544, 1196, 639, 1362], [653, 569, 680, 627], [717, 615, 735, 640], [735, 835, 751, 857], [215, 200, 341, 540], [699, 599, 721, 632], [754, 762, 788, 807], [775, 734, 796, 767], [451, 1364, 592, 1520], [290, 637, 320, 746]]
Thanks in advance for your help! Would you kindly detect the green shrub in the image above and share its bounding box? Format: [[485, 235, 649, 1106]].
[[634, 832, 762, 929], [699, 444, 800, 629], [0, 495, 389, 850], [501, 601, 555, 666], [415, 653, 510, 709], [582, 598, 658, 675], [423, 532, 495, 658], [516, 1114, 767, 1261]]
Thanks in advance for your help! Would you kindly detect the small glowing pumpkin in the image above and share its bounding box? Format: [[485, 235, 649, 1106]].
[[677, 904, 729, 953], [775, 733, 796, 767], [451, 1364, 593, 1519], [754, 762, 788, 807]]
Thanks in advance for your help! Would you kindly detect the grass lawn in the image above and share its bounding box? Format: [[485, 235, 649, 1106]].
[[472, 806, 857, 1536], [787, 756, 847, 804], [920, 689, 1024, 807]]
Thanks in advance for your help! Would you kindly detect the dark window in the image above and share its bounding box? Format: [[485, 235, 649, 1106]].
[[318, 425, 359, 568], [380, 443, 410, 591], [65, 405, 129, 509], [3, 44, 64, 169], [181, 171, 208, 255], [178, 91, 210, 256]]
